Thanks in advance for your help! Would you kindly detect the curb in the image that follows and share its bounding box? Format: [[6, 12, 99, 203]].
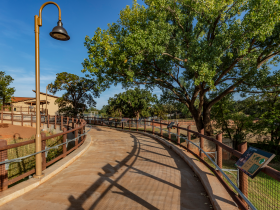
[[0, 135, 92, 207]]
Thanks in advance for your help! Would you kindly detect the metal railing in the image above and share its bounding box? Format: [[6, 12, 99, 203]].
[[88, 117, 280, 210]]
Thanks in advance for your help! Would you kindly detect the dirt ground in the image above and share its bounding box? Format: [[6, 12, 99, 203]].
[[0, 124, 36, 140]]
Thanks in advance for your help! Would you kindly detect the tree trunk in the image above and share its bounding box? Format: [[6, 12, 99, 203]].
[[136, 112, 140, 120], [203, 107, 213, 136], [189, 105, 213, 136]]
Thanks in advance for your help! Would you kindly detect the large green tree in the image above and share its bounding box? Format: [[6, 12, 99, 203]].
[[83, 0, 280, 135], [107, 88, 157, 119], [49, 72, 99, 117], [0, 71, 15, 105]]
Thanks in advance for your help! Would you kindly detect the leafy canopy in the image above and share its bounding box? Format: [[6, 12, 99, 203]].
[[107, 87, 157, 119], [49, 72, 99, 117], [83, 0, 280, 134], [0, 71, 15, 105]]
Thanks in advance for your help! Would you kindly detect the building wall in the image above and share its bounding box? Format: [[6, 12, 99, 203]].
[[11, 94, 59, 116]]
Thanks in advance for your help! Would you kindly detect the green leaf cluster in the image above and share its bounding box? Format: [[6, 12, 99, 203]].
[[49, 72, 99, 117], [83, 0, 280, 135]]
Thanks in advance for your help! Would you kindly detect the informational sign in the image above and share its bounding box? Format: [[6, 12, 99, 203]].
[[235, 146, 275, 178], [167, 122, 175, 129]]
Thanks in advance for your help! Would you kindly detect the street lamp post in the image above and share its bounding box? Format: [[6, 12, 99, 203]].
[[34, 1, 70, 178]]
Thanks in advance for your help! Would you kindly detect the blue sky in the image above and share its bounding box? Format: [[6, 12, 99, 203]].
[[0, 0, 152, 109]]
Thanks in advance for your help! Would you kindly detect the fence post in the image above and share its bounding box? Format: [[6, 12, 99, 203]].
[[72, 117, 74, 129], [61, 116, 63, 130], [81, 125, 84, 141], [177, 123, 180, 144], [1, 106, 3, 123], [75, 124, 78, 147], [21, 113, 23, 126], [54, 115, 57, 129], [63, 127, 67, 157], [11, 108, 13, 125], [129, 120, 131, 130], [160, 121, 163, 137], [144, 119, 146, 132], [67, 117, 69, 129], [41, 132, 47, 171], [115, 119, 117, 128], [31, 113, 33, 127], [187, 125, 191, 150], [238, 142, 248, 208], [136, 120, 138, 131], [0, 140, 8, 191], [47, 115, 49, 128], [216, 133, 223, 177], [199, 129, 204, 159], [152, 119, 154, 134]]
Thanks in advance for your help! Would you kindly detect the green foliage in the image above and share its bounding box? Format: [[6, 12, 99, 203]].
[[0, 71, 15, 105], [49, 72, 99, 117], [106, 88, 157, 119], [82, 0, 280, 135], [211, 93, 254, 149]]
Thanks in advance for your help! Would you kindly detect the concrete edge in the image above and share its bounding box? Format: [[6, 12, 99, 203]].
[[99, 126, 238, 210], [0, 135, 92, 207]]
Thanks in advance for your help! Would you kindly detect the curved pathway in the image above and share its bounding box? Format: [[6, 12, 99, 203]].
[[0, 127, 211, 210]]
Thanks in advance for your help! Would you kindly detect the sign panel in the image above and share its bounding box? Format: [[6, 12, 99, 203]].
[[235, 146, 275, 178], [167, 122, 175, 129]]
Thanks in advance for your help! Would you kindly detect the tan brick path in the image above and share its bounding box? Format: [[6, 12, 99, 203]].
[[0, 126, 211, 210]]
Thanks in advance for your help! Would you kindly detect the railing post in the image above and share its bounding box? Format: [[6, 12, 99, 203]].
[[11, 109, 13, 125], [63, 127, 67, 157], [152, 119, 154, 134], [61, 116, 63, 130], [21, 113, 23, 126], [129, 120, 131, 130], [216, 133, 223, 177], [54, 115, 57, 129], [47, 115, 49, 128], [1, 106, 3, 123], [177, 123, 180, 144], [72, 117, 74, 129], [168, 127, 171, 141], [187, 126, 191, 151], [160, 121, 163, 137], [144, 119, 146, 132], [238, 142, 248, 208], [75, 124, 78, 147], [81, 125, 84, 141], [31, 113, 33, 127], [199, 129, 204, 159], [0, 140, 8, 191], [41, 132, 47, 171], [67, 117, 69, 129], [136, 120, 138, 131]]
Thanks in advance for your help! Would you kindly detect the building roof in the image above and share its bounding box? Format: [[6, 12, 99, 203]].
[[25, 100, 50, 105], [11, 97, 35, 103], [32, 90, 59, 98]]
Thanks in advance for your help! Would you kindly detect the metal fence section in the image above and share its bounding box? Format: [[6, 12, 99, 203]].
[[89, 117, 280, 210]]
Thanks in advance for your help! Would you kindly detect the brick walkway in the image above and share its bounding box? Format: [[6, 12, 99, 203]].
[[0, 126, 211, 210]]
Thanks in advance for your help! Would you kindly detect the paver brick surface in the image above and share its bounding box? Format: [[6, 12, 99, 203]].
[[0, 127, 211, 210]]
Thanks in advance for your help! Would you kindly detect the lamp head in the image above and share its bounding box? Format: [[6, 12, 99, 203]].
[[50, 20, 70, 41]]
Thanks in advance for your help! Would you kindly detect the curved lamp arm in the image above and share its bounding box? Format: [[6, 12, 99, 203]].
[[38, 1, 61, 26]]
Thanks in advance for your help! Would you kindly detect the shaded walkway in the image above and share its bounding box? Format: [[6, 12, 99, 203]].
[[0, 127, 211, 210]]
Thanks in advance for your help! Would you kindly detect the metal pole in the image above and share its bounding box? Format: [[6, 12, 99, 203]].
[[33, 1, 63, 179], [33, 14, 43, 179]]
